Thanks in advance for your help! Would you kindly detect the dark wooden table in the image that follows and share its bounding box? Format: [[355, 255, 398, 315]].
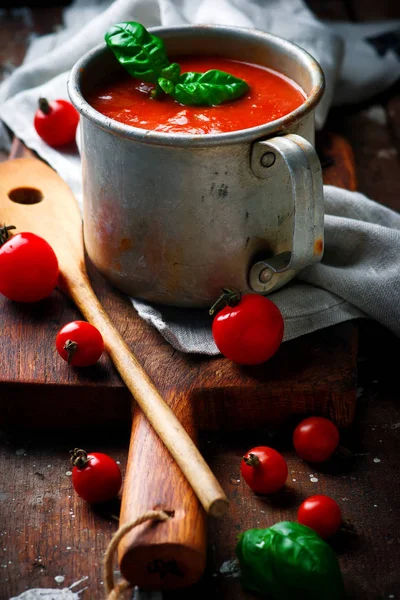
[[1, 2, 400, 599]]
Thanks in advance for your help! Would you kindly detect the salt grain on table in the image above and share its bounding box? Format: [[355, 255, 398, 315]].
[[377, 148, 397, 160], [219, 558, 241, 578]]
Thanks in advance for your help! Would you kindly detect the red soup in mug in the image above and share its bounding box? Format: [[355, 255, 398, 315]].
[[88, 56, 306, 135]]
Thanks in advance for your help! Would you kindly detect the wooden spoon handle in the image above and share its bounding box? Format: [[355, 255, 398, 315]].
[[118, 394, 206, 588], [63, 269, 229, 518]]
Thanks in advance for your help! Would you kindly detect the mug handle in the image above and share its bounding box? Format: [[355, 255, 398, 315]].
[[249, 133, 324, 294]]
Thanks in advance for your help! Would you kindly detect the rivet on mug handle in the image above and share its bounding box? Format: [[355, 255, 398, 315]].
[[249, 134, 324, 294]]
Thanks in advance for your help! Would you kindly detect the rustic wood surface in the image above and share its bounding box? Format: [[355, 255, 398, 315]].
[[0, 140, 359, 594], [1, 2, 400, 600]]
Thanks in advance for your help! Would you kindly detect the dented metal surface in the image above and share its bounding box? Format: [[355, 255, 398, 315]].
[[68, 25, 325, 307]]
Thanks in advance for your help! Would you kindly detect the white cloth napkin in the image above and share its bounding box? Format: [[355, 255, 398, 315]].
[[1, 0, 400, 355]]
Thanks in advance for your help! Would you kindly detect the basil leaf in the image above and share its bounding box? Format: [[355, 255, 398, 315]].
[[160, 62, 181, 84], [158, 77, 175, 96], [164, 69, 249, 106], [158, 63, 181, 95], [105, 21, 170, 84], [105, 22, 250, 106], [236, 522, 345, 600]]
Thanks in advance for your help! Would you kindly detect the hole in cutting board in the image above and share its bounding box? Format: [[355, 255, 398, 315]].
[[8, 187, 43, 204]]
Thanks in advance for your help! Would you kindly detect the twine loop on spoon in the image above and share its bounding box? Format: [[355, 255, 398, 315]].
[[104, 509, 170, 599]]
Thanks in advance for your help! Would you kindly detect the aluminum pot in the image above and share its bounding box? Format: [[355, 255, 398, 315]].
[[68, 25, 325, 307]]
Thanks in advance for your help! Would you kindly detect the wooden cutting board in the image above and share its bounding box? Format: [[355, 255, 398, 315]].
[[0, 132, 358, 432]]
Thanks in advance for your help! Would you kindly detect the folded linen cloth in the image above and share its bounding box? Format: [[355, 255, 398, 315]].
[[132, 185, 400, 354], [1, 0, 400, 355]]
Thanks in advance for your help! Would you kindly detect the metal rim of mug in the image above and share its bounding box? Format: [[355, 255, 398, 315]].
[[68, 24, 325, 148]]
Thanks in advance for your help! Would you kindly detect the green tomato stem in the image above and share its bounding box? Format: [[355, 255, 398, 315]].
[[63, 339, 78, 365], [243, 453, 260, 467], [70, 448, 89, 469], [209, 287, 242, 316], [0, 224, 16, 246], [38, 97, 51, 115]]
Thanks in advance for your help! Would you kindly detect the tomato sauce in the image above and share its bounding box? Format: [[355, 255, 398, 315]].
[[88, 57, 305, 135]]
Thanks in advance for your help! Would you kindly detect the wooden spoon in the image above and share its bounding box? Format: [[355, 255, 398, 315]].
[[0, 157, 229, 584]]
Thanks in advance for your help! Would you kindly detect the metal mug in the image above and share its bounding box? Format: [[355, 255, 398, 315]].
[[68, 25, 325, 307]]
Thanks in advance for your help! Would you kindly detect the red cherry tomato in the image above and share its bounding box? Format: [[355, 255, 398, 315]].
[[298, 495, 342, 538], [70, 448, 122, 503], [212, 293, 284, 365], [34, 98, 79, 147], [56, 321, 104, 367], [293, 417, 340, 462], [0, 231, 58, 302], [241, 446, 288, 494]]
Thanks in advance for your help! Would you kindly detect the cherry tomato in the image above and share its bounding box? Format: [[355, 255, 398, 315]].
[[34, 97, 79, 147], [56, 321, 104, 366], [293, 417, 340, 462], [211, 293, 284, 365], [241, 446, 288, 494], [70, 448, 122, 503], [298, 495, 342, 538], [0, 231, 58, 302]]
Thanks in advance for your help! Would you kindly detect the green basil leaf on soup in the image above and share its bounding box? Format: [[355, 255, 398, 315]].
[[105, 21, 170, 84], [166, 69, 249, 106], [105, 22, 250, 107], [160, 62, 181, 84]]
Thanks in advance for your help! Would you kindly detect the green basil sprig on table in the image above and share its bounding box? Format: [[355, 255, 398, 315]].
[[105, 22, 249, 106], [236, 522, 346, 600]]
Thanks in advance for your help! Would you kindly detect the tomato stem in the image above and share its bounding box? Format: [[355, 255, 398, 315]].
[[63, 339, 78, 365], [38, 97, 51, 115], [243, 453, 260, 467], [70, 448, 90, 469], [0, 224, 16, 246], [209, 287, 242, 316]]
